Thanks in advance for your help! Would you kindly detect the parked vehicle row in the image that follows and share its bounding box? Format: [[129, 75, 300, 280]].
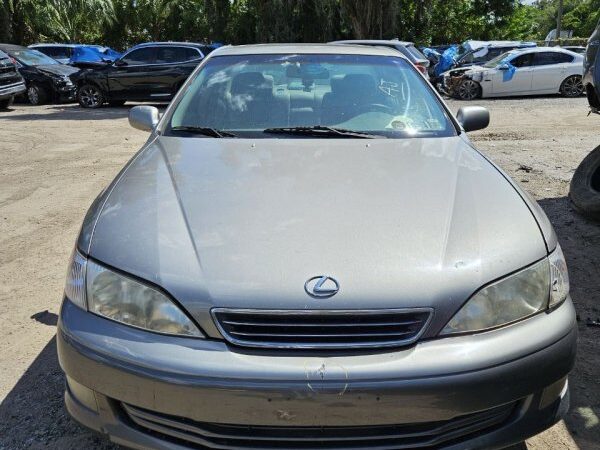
[[0, 48, 25, 109], [0, 37, 591, 111]]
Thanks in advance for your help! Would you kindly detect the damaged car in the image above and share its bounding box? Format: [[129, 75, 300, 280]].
[[0, 48, 26, 110], [430, 40, 536, 85], [442, 47, 584, 100], [0, 44, 78, 105], [29, 43, 121, 68], [58, 44, 576, 450]]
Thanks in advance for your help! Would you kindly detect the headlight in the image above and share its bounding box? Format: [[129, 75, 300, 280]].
[[441, 245, 569, 335], [64, 249, 87, 310], [64, 250, 202, 337], [549, 244, 569, 308]]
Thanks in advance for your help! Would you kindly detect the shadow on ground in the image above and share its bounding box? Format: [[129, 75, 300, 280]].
[[0, 337, 119, 450], [538, 196, 600, 449], [0, 103, 167, 122]]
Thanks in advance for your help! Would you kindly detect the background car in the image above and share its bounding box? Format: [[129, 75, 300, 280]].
[[330, 39, 430, 77], [454, 40, 537, 67], [74, 41, 211, 108], [29, 43, 121, 68], [442, 47, 584, 100], [583, 20, 600, 114], [0, 44, 78, 105], [561, 46, 586, 55], [0, 48, 26, 109]]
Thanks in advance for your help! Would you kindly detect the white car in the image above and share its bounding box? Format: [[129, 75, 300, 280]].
[[443, 47, 584, 100]]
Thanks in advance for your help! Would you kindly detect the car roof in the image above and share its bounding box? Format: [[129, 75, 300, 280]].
[[465, 40, 536, 50], [130, 42, 209, 50], [0, 44, 28, 53], [330, 39, 415, 47], [212, 43, 405, 58], [501, 46, 583, 59], [29, 43, 105, 48], [513, 46, 580, 54]]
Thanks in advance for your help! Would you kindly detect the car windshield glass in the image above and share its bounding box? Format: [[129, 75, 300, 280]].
[[483, 51, 515, 68], [12, 49, 59, 66], [406, 45, 426, 61], [167, 53, 455, 139]]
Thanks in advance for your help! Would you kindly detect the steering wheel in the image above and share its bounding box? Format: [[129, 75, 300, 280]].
[[362, 103, 394, 114]]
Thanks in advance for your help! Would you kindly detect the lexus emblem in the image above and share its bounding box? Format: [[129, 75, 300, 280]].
[[304, 276, 339, 298]]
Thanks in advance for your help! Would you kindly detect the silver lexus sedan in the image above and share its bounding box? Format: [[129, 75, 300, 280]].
[[58, 44, 576, 450]]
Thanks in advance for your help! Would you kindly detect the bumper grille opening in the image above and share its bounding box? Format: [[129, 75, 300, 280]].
[[122, 402, 516, 449], [211, 308, 433, 350]]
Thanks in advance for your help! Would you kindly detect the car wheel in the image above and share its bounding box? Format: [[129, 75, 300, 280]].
[[0, 97, 13, 110], [561, 75, 584, 98], [27, 85, 47, 105], [457, 79, 481, 100], [570, 145, 600, 221], [78, 84, 105, 108], [108, 100, 127, 107]]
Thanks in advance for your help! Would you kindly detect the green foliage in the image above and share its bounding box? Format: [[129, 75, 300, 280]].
[[0, 0, 598, 49]]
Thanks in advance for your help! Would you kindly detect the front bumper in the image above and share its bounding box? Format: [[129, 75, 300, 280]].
[[58, 298, 577, 449], [54, 84, 76, 102], [0, 81, 26, 100]]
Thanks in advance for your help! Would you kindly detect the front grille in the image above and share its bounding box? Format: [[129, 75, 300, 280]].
[[212, 308, 432, 349], [122, 402, 516, 449]]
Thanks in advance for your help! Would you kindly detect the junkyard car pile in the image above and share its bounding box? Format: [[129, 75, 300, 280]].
[[0, 36, 591, 109]]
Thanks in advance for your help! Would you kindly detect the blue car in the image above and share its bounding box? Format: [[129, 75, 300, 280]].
[[28, 44, 121, 68]]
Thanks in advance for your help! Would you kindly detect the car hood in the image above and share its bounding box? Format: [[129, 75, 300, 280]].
[[444, 65, 487, 77], [35, 64, 79, 77], [88, 136, 548, 337]]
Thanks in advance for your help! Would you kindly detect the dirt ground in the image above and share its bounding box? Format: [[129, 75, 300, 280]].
[[0, 96, 598, 449]]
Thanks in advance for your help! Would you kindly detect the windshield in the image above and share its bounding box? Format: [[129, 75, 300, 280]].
[[168, 53, 455, 138], [12, 49, 59, 66], [483, 51, 515, 68]]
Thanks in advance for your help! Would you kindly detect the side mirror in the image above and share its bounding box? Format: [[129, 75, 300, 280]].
[[497, 63, 510, 71], [114, 59, 127, 67], [456, 106, 489, 132], [129, 105, 159, 131]]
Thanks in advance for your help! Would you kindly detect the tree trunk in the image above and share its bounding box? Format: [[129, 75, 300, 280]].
[[0, 0, 11, 43]]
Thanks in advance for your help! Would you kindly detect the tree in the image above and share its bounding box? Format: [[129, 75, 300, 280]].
[[27, 0, 115, 42], [340, 0, 398, 39]]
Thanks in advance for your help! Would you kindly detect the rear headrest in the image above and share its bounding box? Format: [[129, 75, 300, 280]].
[[339, 74, 378, 95], [231, 72, 273, 95], [330, 75, 344, 93]]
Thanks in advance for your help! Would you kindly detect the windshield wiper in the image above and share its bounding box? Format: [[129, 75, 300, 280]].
[[263, 126, 385, 139], [170, 126, 237, 138]]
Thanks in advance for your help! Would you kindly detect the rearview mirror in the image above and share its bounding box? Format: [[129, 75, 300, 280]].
[[129, 105, 159, 132], [456, 106, 489, 132], [497, 63, 510, 71], [114, 59, 127, 67]]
